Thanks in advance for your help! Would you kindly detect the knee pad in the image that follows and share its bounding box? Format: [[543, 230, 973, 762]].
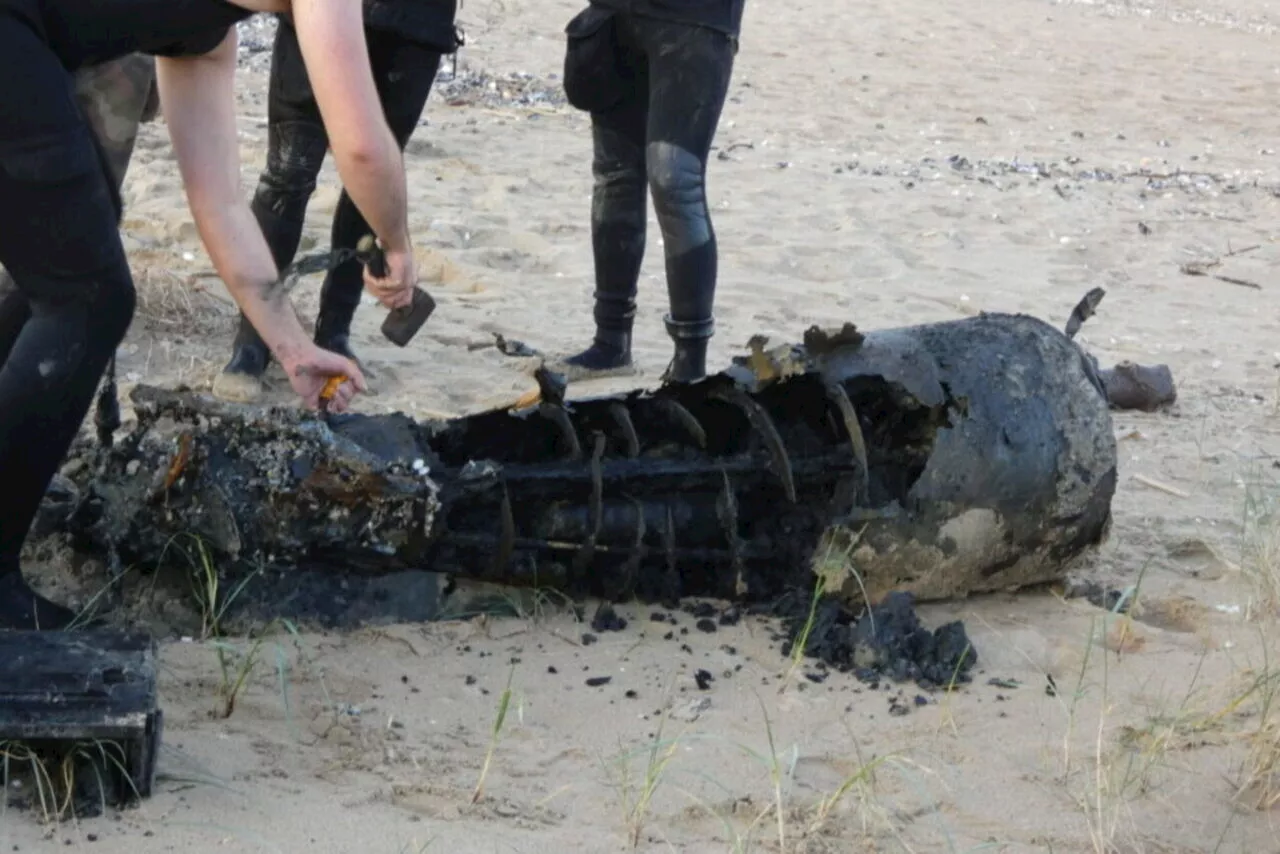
[[265, 120, 328, 175], [646, 141, 710, 253], [252, 171, 317, 223], [592, 155, 645, 191], [256, 120, 326, 215], [646, 141, 705, 201]]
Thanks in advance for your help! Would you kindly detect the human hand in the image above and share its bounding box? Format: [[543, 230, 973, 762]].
[[362, 240, 416, 311], [282, 343, 367, 412]]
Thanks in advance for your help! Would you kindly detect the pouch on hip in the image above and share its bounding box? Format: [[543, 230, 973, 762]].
[[563, 6, 631, 113]]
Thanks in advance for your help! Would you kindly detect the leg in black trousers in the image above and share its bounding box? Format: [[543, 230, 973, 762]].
[[0, 13, 137, 629], [0, 54, 153, 368], [561, 15, 736, 383], [215, 20, 442, 401]]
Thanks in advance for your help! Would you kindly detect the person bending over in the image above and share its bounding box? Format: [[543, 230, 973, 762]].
[[214, 1, 461, 402], [0, 0, 418, 631], [557, 0, 746, 383]]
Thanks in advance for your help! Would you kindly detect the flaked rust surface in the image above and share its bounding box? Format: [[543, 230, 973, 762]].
[[47, 310, 1119, 615]]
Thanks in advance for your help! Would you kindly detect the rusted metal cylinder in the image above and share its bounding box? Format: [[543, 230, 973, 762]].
[[778, 312, 1117, 604], [46, 311, 1116, 611]]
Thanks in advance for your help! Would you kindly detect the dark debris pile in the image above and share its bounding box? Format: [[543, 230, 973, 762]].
[[772, 591, 978, 690]]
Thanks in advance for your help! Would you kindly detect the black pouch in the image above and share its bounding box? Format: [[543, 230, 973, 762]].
[[563, 6, 628, 113]]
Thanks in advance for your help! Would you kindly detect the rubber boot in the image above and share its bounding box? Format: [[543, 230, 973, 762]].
[[0, 570, 77, 631], [558, 290, 637, 381], [313, 302, 360, 365], [662, 315, 714, 384], [212, 314, 272, 403]]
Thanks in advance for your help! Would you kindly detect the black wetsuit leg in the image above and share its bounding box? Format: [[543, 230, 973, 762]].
[[564, 63, 648, 375], [0, 280, 32, 366], [221, 19, 443, 383], [315, 28, 442, 358], [0, 12, 137, 630], [565, 14, 735, 383]]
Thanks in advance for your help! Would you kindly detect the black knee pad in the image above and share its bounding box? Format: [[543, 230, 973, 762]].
[[646, 142, 711, 255], [251, 177, 314, 225], [592, 151, 645, 189], [646, 141, 706, 207], [254, 120, 326, 218], [265, 120, 328, 175]]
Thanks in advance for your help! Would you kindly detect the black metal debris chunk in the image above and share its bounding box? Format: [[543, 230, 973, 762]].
[[778, 591, 978, 690]]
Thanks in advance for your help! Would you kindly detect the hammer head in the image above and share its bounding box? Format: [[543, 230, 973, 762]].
[[357, 234, 436, 347], [381, 287, 436, 347]]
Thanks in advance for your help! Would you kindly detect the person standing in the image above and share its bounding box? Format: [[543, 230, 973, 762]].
[[0, 0, 418, 630], [556, 0, 745, 383], [214, 1, 461, 402]]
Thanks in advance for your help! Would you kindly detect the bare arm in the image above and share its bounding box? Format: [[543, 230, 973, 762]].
[[154, 30, 309, 364], [155, 30, 363, 407], [291, 0, 411, 254]]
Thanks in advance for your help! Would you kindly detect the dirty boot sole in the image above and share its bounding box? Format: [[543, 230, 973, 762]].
[[544, 356, 638, 383]]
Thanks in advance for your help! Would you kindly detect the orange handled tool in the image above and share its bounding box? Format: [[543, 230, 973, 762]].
[[319, 374, 347, 414]]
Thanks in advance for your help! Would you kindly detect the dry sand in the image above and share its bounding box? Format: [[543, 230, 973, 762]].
[[7, 0, 1280, 850]]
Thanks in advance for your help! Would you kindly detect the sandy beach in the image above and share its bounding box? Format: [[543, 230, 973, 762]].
[[6, 0, 1280, 850]]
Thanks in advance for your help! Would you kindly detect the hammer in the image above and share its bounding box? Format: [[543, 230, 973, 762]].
[[356, 234, 436, 347]]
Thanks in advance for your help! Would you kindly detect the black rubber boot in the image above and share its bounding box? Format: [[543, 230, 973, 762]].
[[0, 570, 77, 631], [212, 314, 272, 402], [662, 315, 714, 384], [313, 303, 360, 364], [562, 326, 633, 374], [560, 290, 636, 378]]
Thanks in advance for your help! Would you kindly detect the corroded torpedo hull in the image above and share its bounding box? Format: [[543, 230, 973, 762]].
[[48, 311, 1117, 608]]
